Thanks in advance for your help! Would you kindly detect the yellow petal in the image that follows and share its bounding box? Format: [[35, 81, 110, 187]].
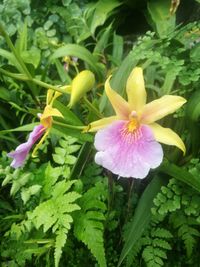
[[32, 130, 49, 157], [105, 76, 130, 119], [149, 123, 186, 154], [126, 67, 146, 112], [46, 89, 54, 105], [141, 95, 187, 124], [40, 105, 63, 128], [46, 89, 63, 106], [84, 116, 119, 132]]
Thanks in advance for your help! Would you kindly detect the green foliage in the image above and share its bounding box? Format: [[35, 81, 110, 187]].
[[74, 174, 107, 267], [123, 159, 200, 266], [147, 0, 175, 38], [119, 176, 165, 266], [1, 1, 200, 266], [30, 180, 81, 267], [52, 136, 81, 166]]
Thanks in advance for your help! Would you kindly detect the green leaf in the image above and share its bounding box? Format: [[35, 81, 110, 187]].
[[111, 32, 123, 66], [15, 20, 28, 53], [0, 48, 22, 72], [160, 161, 200, 193], [21, 47, 41, 68], [94, 24, 112, 56], [52, 124, 93, 143], [21, 185, 42, 204], [87, 0, 121, 35], [118, 176, 165, 266], [53, 100, 83, 125], [190, 44, 200, 62], [0, 122, 37, 134], [54, 228, 67, 267], [50, 44, 102, 79], [147, 0, 175, 38], [186, 90, 200, 122], [74, 181, 107, 267]]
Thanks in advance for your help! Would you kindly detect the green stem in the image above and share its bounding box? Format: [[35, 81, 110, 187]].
[[32, 78, 67, 94], [0, 68, 67, 94], [53, 120, 85, 130], [0, 68, 27, 80], [83, 96, 103, 119]]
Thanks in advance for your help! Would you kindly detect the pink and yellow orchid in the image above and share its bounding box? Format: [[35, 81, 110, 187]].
[[87, 67, 186, 179], [8, 90, 63, 168]]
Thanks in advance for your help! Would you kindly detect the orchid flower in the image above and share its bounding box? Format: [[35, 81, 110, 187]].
[[8, 90, 63, 168], [86, 67, 186, 179]]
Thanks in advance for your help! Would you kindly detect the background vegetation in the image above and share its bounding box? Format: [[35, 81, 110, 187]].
[[0, 0, 200, 266]]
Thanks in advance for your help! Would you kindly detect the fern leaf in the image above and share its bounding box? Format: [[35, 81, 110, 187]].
[[151, 228, 173, 239], [54, 227, 67, 267], [142, 246, 164, 267], [152, 238, 171, 250], [73, 181, 107, 267], [30, 179, 81, 266]]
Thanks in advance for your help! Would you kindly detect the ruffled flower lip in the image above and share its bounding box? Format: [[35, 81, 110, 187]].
[[94, 120, 163, 179]]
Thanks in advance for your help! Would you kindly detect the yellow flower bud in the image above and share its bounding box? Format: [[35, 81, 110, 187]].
[[68, 70, 95, 108]]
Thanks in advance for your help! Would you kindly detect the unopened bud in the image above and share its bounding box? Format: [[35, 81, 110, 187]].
[[68, 70, 95, 108]]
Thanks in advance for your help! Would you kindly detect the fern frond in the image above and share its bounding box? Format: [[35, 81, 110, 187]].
[[151, 228, 173, 239], [142, 246, 165, 267], [73, 181, 107, 267], [30, 179, 81, 266], [54, 227, 67, 267]]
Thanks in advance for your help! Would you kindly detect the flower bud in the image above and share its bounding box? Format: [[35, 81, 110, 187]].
[[68, 70, 95, 108]]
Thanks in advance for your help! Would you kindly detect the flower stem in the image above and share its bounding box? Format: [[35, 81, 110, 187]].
[[83, 96, 103, 119], [53, 120, 85, 130], [0, 68, 67, 94]]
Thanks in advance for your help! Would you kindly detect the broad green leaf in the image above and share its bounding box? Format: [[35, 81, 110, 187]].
[[147, 0, 175, 38], [52, 124, 93, 143], [87, 0, 121, 35], [94, 24, 112, 56], [185, 90, 200, 154], [50, 44, 102, 78], [54, 58, 71, 83], [118, 175, 165, 266], [186, 90, 200, 122], [53, 100, 83, 125], [160, 161, 200, 193], [111, 32, 123, 66], [70, 142, 93, 179]]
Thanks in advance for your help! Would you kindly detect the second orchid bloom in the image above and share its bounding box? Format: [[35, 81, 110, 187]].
[[87, 67, 186, 179]]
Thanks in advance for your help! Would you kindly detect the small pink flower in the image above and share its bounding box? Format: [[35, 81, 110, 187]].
[[8, 90, 63, 168], [86, 67, 187, 179], [7, 125, 45, 168]]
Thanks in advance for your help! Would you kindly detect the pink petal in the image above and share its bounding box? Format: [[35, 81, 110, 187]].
[[7, 124, 45, 168], [94, 121, 163, 179]]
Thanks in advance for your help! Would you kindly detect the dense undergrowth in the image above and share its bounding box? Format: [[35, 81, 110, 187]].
[[0, 0, 200, 266]]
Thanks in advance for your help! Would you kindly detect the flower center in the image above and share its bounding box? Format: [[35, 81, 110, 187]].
[[120, 111, 142, 143], [127, 118, 139, 133], [40, 116, 52, 129]]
